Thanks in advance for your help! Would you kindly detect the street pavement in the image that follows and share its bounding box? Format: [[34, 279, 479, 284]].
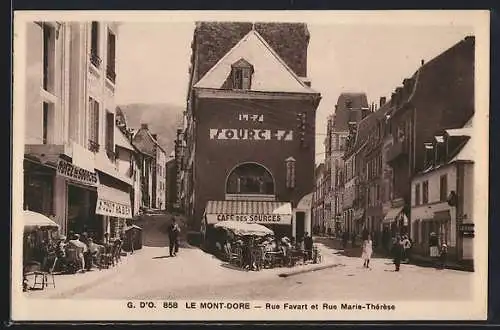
[[25, 238, 472, 301]]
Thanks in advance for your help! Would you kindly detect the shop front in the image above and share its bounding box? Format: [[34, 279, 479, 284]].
[[23, 157, 56, 216], [95, 172, 133, 241]]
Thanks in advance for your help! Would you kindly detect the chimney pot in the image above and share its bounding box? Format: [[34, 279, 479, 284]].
[[421, 59, 425, 66], [141, 123, 148, 129], [380, 97, 386, 107]]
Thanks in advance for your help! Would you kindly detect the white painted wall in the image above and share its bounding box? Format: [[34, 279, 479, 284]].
[[411, 164, 457, 247]]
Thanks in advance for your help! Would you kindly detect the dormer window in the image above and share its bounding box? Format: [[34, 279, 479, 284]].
[[231, 58, 253, 90], [346, 100, 353, 109]]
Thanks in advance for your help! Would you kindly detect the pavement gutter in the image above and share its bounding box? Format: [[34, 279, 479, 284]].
[[278, 263, 341, 278]]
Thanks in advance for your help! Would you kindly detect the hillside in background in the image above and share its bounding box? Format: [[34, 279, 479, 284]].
[[118, 103, 184, 156]]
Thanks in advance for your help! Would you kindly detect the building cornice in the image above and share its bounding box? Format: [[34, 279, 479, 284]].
[[195, 88, 321, 103]]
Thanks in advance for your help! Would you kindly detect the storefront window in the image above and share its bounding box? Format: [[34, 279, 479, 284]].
[[226, 163, 274, 195]]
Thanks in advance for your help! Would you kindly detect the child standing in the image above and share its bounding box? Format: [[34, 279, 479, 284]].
[[362, 234, 373, 269]]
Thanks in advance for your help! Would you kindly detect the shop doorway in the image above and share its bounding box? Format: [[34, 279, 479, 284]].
[[295, 211, 305, 239], [67, 184, 100, 239]]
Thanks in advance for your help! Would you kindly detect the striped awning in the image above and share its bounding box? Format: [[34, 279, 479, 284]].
[[383, 206, 404, 224], [205, 200, 292, 225]]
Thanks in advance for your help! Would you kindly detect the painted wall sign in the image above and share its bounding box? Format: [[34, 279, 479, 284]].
[[209, 128, 293, 141], [238, 113, 264, 122], [96, 199, 132, 219], [206, 213, 292, 225], [57, 159, 99, 186]]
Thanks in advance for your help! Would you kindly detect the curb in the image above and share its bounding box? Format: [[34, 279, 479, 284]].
[[47, 252, 137, 299], [278, 263, 341, 278]]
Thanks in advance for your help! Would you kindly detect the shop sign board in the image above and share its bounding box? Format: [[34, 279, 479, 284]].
[[96, 199, 132, 219], [459, 223, 475, 238], [209, 128, 293, 141], [57, 159, 99, 187], [206, 213, 292, 225]]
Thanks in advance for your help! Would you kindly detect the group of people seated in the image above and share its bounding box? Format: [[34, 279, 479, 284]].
[[219, 232, 316, 270], [52, 231, 122, 273]]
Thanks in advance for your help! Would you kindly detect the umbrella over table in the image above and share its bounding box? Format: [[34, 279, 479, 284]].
[[23, 210, 59, 231]]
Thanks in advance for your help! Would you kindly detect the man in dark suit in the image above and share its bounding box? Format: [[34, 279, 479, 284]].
[[168, 218, 180, 257]]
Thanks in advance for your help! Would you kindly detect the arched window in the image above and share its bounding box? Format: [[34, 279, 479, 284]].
[[226, 163, 274, 195]]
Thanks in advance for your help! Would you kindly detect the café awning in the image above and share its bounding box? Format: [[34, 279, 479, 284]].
[[205, 200, 292, 225], [383, 206, 404, 224], [95, 184, 133, 219]]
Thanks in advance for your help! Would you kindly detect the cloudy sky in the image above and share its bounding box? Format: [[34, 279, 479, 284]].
[[114, 13, 476, 163]]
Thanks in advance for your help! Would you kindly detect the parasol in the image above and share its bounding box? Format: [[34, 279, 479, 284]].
[[214, 221, 274, 237], [23, 210, 59, 231]]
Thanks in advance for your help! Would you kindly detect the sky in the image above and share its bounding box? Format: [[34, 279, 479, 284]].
[[115, 19, 474, 164]]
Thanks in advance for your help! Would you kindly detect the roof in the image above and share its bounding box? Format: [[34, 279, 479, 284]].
[[115, 126, 135, 151], [351, 102, 393, 151], [132, 127, 166, 155], [332, 93, 369, 132], [192, 22, 309, 81], [194, 29, 318, 94]]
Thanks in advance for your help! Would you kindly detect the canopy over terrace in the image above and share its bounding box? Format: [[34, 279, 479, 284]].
[[204, 200, 293, 225], [214, 221, 274, 237]]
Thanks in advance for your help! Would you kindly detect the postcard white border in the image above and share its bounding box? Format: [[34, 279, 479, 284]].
[[11, 10, 490, 321]]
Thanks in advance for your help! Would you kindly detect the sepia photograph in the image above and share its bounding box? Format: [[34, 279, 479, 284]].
[[11, 10, 489, 321]]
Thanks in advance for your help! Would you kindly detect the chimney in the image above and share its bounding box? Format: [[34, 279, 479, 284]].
[[380, 97, 386, 107], [421, 59, 425, 66], [141, 123, 148, 130], [152, 134, 158, 141]]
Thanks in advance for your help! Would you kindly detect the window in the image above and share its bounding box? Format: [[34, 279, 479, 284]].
[[227, 163, 275, 195], [42, 102, 52, 144], [440, 175, 448, 202], [88, 97, 100, 152], [285, 159, 296, 189], [106, 29, 116, 82], [105, 111, 114, 152], [42, 23, 55, 92], [90, 21, 101, 68], [415, 183, 421, 206], [346, 100, 352, 109], [232, 69, 243, 89], [422, 180, 429, 204]]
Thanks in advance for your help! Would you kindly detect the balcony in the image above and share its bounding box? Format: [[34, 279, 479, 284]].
[[106, 65, 116, 83], [90, 53, 102, 68], [386, 140, 408, 164]]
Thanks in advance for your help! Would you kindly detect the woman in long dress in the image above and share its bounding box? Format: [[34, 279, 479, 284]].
[[361, 234, 373, 269]]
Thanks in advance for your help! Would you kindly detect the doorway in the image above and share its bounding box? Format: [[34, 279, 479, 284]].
[[295, 211, 305, 239]]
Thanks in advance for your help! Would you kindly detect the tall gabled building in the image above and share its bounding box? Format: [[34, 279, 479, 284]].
[[182, 22, 321, 245], [324, 93, 370, 234]]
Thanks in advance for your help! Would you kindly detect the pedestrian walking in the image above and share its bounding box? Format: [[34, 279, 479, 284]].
[[168, 218, 180, 257], [392, 236, 404, 272], [361, 234, 373, 269]]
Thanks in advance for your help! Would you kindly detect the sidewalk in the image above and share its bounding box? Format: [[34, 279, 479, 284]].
[[23, 250, 140, 299], [314, 236, 473, 272]]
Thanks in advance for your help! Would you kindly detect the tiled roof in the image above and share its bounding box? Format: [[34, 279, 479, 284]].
[[193, 22, 309, 81], [332, 93, 369, 132], [194, 29, 318, 94]]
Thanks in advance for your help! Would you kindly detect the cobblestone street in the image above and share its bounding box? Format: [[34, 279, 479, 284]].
[[25, 238, 472, 301]]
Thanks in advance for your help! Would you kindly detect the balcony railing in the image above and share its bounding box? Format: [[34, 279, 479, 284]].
[[90, 53, 102, 68], [106, 65, 116, 83], [88, 139, 100, 153], [106, 148, 116, 161]]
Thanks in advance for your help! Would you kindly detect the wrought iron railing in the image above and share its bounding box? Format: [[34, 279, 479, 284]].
[[90, 53, 102, 68]]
